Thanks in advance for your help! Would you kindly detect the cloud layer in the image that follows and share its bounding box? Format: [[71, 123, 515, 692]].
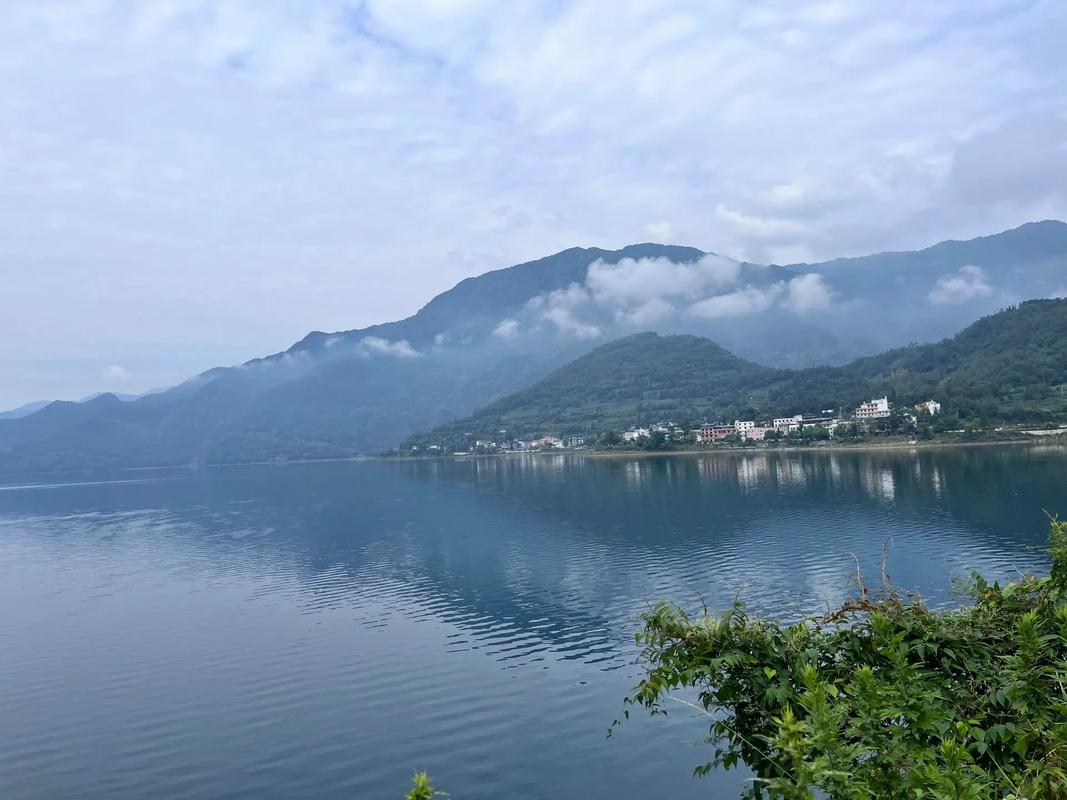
[[512, 255, 839, 337], [1, 1, 1066, 404]]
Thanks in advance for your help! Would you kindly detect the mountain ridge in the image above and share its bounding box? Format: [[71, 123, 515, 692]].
[[2, 223, 1067, 474], [407, 298, 1067, 449]]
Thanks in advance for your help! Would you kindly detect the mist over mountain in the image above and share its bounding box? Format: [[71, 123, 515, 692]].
[[1, 221, 1066, 473], [409, 298, 1067, 448]]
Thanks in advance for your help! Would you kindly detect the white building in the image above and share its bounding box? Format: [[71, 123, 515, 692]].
[[531, 435, 564, 449], [734, 420, 755, 434], [773, 414, 803, 432], [855, 397, 891, 420], [915, 400, 942, 416], [621, 427, 651, 442]]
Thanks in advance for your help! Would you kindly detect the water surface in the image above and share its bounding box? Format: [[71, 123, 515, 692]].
[[1, 446, 1064, 799]]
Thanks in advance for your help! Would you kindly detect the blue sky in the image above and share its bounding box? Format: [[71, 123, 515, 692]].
[[1, 1, 1066, 407]]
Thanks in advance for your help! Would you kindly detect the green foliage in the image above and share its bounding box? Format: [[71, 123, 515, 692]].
[[405, 771, 447, 800], [408, 300, 1067, 450], [620, 519, 1067, 799]]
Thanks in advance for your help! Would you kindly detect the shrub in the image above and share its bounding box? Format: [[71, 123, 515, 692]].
[[619, 520, 1067, 799]]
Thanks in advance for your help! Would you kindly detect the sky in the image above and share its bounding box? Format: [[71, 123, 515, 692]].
[[1, 1, 1066, 408]]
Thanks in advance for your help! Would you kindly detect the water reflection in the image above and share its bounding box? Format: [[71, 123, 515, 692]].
[[0, 446, 1064, 800]]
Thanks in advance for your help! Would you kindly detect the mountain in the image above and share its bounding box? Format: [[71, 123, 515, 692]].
[[408, 299, 1067, 447], [2, 223, 1066, 473], [0, 400, 50, 420], [0, 393, 141, 421]]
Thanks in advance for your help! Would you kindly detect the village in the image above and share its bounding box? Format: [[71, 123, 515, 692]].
[[415, 396, 944, 455]]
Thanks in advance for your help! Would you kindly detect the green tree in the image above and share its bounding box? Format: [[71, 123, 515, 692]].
[[619, 519, 1067, 799]]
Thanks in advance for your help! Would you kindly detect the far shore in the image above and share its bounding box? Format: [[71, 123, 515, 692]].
[[396, 433, 1067, 462], [3, 434, 1065, 484]]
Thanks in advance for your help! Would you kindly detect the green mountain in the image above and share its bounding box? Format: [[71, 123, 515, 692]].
[[408, 299, 1067, 448], [2, 223, 1067, 474]]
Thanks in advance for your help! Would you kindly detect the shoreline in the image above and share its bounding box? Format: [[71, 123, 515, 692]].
[[395, 434, 1066, 462], [3, 435, 1065, 484]]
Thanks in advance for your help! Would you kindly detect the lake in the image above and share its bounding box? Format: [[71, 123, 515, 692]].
[[1, 446, 1065, 799]]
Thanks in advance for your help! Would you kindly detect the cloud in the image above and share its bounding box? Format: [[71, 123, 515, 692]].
[[356, 337, 421, 358], [715, 204, 809, 242], [689, 285, 784, 319], [783, 273, 835, 313], [492, 318, 519, 338], [644, 221, 674, 242], [585, 254, 741, 305], [927, 265, 993, 305], [615, 297, 674, 327], [3, 1, 1067, 406], [949, 113, 1067, 208], [526, 282, 602, 338], [102, 364, 130, 381], [1051, 288, 1067, 300], [541, 307, 602, 339], [522, 252, 837, 333]]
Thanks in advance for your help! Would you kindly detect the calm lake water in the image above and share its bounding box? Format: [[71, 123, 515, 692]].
[[1, 446, 1065, 799]]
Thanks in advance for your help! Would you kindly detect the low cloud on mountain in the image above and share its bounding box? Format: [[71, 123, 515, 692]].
[[928, 265, 994, 305], [356, 337, 422, 358], [504, 254, 839, 338]]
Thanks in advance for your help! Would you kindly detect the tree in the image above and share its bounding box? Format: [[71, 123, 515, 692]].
[[600, 430, 622, 447], [618, 519, 1067, 799], [642, 430, 668, 451]]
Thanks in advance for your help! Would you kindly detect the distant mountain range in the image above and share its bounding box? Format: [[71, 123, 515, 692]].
[[2, 221, 1067, 473], [408, 298, 1067, 449], [0, 393, 141, 420]]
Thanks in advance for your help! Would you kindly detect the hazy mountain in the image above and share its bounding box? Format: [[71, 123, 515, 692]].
[[1, 222, 1066, 473], [409, 298, 1067, 448], [0, 400, 50, 420], [0, 392, 141, 421]]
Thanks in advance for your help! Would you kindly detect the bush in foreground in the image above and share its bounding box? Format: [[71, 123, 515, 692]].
[[619, 520, 1067, 799]]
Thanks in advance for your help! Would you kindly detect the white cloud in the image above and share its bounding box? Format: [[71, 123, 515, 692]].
[[689, 285, 784, 319], [586, 254, 740, 305], [927, 265, 993, 305], [541, 307, 602, 339], [1050, 288, 1067, 300], [522, 252, 836, 331], [783, 273, 835, 313], [102, 364, 130, 381], [528, 282, 590, 311], [356, 336, 421, 358], [615, 297, 674, 327], [492, 318, 519, 338]]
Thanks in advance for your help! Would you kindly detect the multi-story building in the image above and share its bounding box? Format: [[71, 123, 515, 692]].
[[697, 423, 734, 443], [773, 414, 803, 432], [734, 419, 756, 434], [855, 397, 891, 420], [744, 426, 773, 442]]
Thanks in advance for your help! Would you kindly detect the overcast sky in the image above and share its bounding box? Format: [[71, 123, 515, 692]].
[[1, 1, 1066, 407]]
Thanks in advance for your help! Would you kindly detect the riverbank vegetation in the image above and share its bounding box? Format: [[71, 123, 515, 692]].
[[618, 519, 1067, 799]]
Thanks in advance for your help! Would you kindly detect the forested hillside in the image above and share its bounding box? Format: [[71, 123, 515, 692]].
[[407, 299, 1067, 448]]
